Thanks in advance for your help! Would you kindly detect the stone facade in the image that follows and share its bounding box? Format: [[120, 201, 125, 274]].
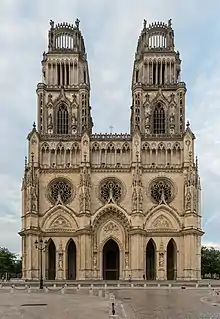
[[19, 19, 204, 281]]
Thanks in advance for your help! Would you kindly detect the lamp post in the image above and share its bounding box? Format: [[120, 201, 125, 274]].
[[35, 238, 47, 289]]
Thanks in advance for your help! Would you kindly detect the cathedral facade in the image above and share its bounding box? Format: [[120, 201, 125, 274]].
[[19, 19, 203, 281]]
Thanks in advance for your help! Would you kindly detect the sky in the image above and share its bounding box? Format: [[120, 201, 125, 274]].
[[0, 0, 220, 254]]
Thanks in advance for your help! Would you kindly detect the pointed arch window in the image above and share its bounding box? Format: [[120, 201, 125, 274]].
[[57, 104, 69, 134], [153, 103, 165, 134]]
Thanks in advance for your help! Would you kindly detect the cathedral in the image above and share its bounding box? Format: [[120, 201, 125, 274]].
[[19, 19, 203, 281]]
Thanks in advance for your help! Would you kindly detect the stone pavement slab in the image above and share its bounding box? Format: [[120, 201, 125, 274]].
[[113, 289, 220, 318], [0, 292, 113, 319]]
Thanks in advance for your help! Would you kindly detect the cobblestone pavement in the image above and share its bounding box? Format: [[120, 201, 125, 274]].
[[0, 292, 111, 319], [113, 289, 220, 318]]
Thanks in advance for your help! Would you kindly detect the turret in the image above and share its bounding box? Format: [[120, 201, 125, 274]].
[[130, 19, 186, 136], [36, 19, 93, 136]]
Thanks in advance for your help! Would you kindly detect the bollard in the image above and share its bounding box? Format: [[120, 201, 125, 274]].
[[53, 283, 56, 288], [98, 289, 103, 297], [10, 285, 14, 294], [44, 287, 48, 293], [61, 287, 65, 294], [169, 283, 172, 288], [117, 283, 120, 288], [28, 285, 31, 294], [77, 284, 80, 290], [111, 302, 115, 315], [196, 283, 198, 288], [157, 283, 160, 288], [89, 288, 93, 296]]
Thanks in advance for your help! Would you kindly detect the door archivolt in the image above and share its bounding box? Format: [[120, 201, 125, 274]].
[[98, 220, 125, 250]]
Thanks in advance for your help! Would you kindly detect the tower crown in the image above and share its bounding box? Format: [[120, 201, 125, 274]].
[[136, 19, 175, 56], [48, 19, 86, 56]]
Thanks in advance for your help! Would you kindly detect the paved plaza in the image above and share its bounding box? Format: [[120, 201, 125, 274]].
[[1, 285, 220, 318], [0, 291, 111, 319], [114, 289, 220, 318]]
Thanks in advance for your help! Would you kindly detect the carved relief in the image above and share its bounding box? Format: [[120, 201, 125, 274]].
[[152, 216, 172, 229], [50, 216, 71, 229], [103, 221, 119, 233]]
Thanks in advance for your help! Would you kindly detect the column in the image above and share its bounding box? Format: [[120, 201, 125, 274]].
[[130, 233, 144, 279]]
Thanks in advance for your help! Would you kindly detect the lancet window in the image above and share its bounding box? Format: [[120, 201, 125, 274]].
[[57, 104, 69, 134], [153, 103, 165, 134]]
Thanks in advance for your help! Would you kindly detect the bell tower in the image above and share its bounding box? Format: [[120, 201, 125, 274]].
[[130, 19, 186, 136], [37, 19, 93, 137]]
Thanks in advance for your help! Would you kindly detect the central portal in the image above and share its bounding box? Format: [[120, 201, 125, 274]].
[[102, 239, 120, 280]]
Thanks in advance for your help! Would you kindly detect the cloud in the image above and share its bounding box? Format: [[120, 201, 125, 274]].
[[0, 0, 220, 253]]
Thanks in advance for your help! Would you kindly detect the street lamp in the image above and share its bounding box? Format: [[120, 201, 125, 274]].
[[35, 238, 47, 289]]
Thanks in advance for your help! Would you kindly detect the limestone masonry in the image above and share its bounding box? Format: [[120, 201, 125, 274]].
[[19, 19, 203, 281]]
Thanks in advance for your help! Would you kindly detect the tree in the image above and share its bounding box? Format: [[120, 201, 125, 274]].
[[201, 246, 220, 278], [0, 247, 21, 277]]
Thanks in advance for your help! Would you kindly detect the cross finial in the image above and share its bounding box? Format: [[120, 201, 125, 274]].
[[109, 125, 113, 134], [33, 122, 36, 129], [75, 18, 80, 28], [186, 120, 190, 128]]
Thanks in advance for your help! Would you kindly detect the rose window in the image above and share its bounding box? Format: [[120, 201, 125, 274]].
[[48, 178, 73, 205], [99, 178, 123, 203], [150, 179, 173, 204]]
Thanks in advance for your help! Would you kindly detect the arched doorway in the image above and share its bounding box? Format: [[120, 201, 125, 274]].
[[103, 239, 120, 280], [146, 239, 156, 280], [167, 239, 177, 280], [66, 239, 76, 280], [47, 239, 56, 280]]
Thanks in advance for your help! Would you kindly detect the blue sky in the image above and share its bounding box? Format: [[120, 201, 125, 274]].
[[0, 0, 220, 253]]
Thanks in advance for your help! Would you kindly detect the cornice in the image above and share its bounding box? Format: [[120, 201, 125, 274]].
[[129, 228, 146, 235], [91, 168, 131, 173], [39, 168, 80, 174], [40, 134, 81, 141], [142, 167, 183, 173], [141, 134, 184, 141], [182, 227, 204, 236]]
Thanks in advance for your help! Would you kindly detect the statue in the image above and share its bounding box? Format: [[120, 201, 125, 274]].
[[170, 113, 175, 124], [58, 252, 63, 269], [50, 19, 54, 29], [159, 252, 164, 268], [47, 113, 53, 129], [75, 18, 80, 29], [72, 114, 77, 126], [132, 188, 137, 210], [93, 255, 97, 269], [143, 19, 147, 29], [168, 19, 172, 27]]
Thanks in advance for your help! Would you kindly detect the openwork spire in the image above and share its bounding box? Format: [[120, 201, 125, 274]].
[[48, 19, 86, 56], [136, 19, 175, 55]]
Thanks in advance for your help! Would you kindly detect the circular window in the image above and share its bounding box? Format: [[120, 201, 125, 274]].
[[47, 178, 73, 205], [99, 178, 123, 204], [149, 178, 174, 204]]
